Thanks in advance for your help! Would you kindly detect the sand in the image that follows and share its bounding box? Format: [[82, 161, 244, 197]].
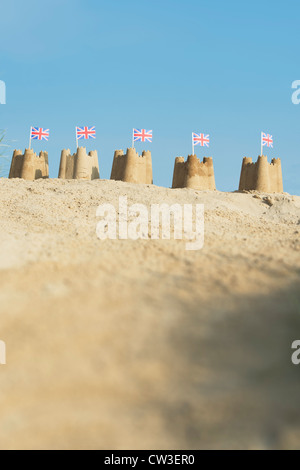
[[0, 178, 300, 450]]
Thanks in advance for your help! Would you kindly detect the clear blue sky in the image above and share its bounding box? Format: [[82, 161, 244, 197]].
[[1, 0, 299, 194]]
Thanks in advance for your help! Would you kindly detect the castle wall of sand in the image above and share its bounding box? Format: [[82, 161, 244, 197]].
[[8, 147, 285, 195], [9, 149, 49, 180], [239, 155, 283, 193], [110, 148, 153, 184], [172, 154, 216, 190], [58, 147, 100, 180]]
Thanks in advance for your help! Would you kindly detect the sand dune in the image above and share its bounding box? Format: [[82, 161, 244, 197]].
[[0, 178, 299, 449]]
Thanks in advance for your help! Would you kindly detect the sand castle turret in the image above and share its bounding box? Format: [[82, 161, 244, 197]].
[[9, 149, 49, 180], [58, 147, 100, 180], [172, 154, 216, 190], [239, 155, 283, 193], [110, 148, 153, 184]]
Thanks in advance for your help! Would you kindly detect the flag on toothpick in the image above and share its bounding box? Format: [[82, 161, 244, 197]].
[[192, 132, 210, 155], [76, 126, 96, 149], [261, 132, 273, 148], [29, 127, 49, 150], [76, 126, 96, 140], [133, 129, 153, 144], [30, 127, 50, 141], [261, 132, 273, 156], [192, 132, 210, 147]]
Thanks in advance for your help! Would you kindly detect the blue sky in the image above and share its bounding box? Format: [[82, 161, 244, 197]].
[[1, 0, 299, 194]]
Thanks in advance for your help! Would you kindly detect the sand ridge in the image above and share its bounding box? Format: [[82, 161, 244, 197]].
[[0, 178, 299, 449]]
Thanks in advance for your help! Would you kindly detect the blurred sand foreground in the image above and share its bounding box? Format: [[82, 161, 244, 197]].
[[0, 178, 300, 450]]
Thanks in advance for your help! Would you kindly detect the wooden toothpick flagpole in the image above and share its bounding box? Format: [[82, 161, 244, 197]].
[[192, 133, 194, 156], [132, 128, 134, 149], [76, 127, 78, 150], [260, 132, 263, 156], [29, 127, 32, 150]]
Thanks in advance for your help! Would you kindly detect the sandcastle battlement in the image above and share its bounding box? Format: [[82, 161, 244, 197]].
[[172, 154, 216, 190], [9, 148, 49, 180], [239, 155, 283, 192], [110, 148, 153, 184], [58, 147, 100, 180]]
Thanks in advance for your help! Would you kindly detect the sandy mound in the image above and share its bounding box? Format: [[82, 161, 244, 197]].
[[0, 178, 299, 449]]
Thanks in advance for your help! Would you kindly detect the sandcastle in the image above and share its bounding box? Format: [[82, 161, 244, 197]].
[[110, 148, 153, 184], [9, 149, 49, 180], [239, 155, 283, 193], [172, 155, 216, 190], [58, 147, 100, 180]]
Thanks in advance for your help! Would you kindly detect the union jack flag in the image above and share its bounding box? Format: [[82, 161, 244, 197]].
[[76, 126, 96, 140], [31, 127, 49, 141], [192, 132, 210, 147], [133, 129, 153, 143], [261, 132, 273, 148]]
